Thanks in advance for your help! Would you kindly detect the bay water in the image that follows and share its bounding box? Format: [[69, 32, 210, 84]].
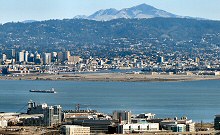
[[0, 80, 219, 122]]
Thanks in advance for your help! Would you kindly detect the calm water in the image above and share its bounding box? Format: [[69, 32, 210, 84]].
[[0, 80, 219, 122]]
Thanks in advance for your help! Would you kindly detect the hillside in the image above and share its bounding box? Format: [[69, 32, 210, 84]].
[[0, 18, 220, 57]]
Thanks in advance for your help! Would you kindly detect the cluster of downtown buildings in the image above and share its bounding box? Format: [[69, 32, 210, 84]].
[[0, 100, 199, 134], [1, 48, 220, 75]]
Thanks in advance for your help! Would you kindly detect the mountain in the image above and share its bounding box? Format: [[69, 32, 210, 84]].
[[76, 3, 179, 21], [87, 8, 118, 21]]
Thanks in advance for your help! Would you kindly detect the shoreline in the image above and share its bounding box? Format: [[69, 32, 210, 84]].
[[0, 73, 220, 82]]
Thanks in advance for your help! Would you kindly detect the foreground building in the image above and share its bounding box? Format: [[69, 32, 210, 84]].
[[117, 123, 159, 134], [214, 115, 220, 130], [25, 100, 62, 127], [113, 110, 131, 124], [60, 125, 90, 135], [0, 120, 7, 128], [160, 118, 195, 132]]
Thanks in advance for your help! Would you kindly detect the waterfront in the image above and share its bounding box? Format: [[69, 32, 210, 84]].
[[0, 80, 219, 122]]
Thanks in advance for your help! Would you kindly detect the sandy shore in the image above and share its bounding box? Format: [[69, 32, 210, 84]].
[[0, 73, 220, 82]]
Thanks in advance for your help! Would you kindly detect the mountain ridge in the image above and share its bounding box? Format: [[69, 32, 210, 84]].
[[75, 3, 179, 21]]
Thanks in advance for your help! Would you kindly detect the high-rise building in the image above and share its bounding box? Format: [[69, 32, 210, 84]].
[[44, 106, 54, 126], [54, 105, 62, 124], [57, 52, 64, 64], [65, 51, 71, 61], [19, 51, 25, 62], [24, 51, 29, 62], [44, 53, 52, 65], [52, 52, 58, 63], [43, 105, 62, 126], [195, 57, 200, 63], [2, 54, 7, 61]]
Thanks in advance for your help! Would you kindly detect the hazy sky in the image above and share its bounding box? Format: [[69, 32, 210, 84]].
[[0, 0, 220, 23]]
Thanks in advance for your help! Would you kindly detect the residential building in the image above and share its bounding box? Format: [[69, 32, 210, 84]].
[[43, 105, 62, 127], [43, 106, 54, 127]]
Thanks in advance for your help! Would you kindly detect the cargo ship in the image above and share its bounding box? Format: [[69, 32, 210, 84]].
[[29, 88, 56, 93]]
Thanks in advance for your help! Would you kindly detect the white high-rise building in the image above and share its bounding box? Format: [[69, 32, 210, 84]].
[[19, 51, 25, 62], [66, 51, 71, 61], [2, 54, 7, 61], [44, 53, 51, 65], [25, 51, 29, 62]]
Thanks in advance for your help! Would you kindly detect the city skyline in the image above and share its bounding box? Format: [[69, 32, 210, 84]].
[[1, 0, 220, 23]]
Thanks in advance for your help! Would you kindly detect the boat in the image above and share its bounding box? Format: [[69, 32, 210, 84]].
[[29, 88, 56, 93]]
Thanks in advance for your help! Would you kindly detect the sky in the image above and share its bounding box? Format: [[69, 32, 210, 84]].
[[0, 0, 220, 23]]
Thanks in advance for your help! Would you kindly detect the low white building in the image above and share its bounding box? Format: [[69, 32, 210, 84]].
[[117, 123, 159, 134], [0, 120, 7, 128], [61, 125, 90, 135]]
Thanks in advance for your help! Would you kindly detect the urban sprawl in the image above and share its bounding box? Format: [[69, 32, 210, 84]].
[[0, 48, 220, 76]]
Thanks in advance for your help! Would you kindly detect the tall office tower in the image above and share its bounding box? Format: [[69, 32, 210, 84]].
[[195, 57, 200, 63], [2, 54, 7, 61], [19, 51, 25, 62], [24, 51, 29, 62], [11, 49, 16, 58], [65, 51, 71, 61], [44, 53, 52, 65], [52, 52, 58, 62], [113, 111, 131, 124], [57, 52, 64, 64], [34, 52, 41, 65], [43, 106, 54, 126]]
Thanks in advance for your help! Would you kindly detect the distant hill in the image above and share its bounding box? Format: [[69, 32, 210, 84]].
[[0, 18, 220, 55], [75, 3, 179, 21], [21, 20, 38, 23]]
